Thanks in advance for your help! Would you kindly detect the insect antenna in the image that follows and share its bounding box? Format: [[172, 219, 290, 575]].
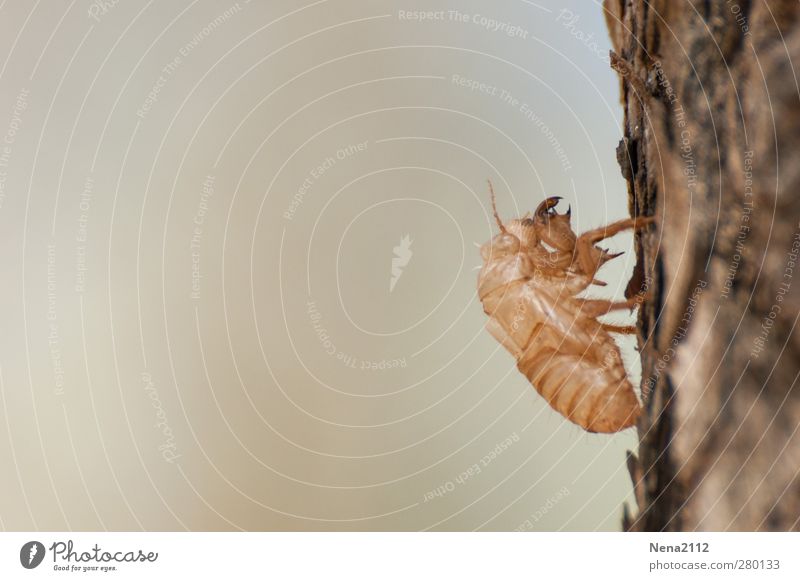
[[487, 180, 508, 234]]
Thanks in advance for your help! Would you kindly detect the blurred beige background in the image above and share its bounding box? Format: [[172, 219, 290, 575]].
[[0, 0, 640, 530]]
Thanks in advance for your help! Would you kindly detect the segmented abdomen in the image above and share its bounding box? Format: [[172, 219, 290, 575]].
[[479, 263, 640, 433], [517, 339, 639, 433]]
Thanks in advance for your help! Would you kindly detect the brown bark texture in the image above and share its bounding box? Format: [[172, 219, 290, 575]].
[[604, 0, 800, 531]]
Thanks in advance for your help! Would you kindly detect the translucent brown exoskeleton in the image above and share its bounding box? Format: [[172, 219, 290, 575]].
[[478, 182, 655, 433]]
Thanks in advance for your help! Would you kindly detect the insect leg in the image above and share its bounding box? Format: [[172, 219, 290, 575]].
[[577, 297, 642, 317], [575, 217, 655, 277], [578, 216, 656, 246]]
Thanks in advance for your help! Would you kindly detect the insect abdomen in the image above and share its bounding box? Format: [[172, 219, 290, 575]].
[[480, 275, 641, 433], [517, 339, 640, 433]]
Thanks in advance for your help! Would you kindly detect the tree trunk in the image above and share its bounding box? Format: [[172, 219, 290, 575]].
[[604, 0, 800, 531]]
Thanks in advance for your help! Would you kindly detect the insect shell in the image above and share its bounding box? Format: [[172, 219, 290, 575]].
[[478, 182, 653, 433]]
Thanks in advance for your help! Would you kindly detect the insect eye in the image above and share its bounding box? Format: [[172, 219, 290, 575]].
[[492, 233, 520, 255]]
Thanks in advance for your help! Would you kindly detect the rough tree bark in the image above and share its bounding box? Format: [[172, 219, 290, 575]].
[[603, 0, 800, 531]]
